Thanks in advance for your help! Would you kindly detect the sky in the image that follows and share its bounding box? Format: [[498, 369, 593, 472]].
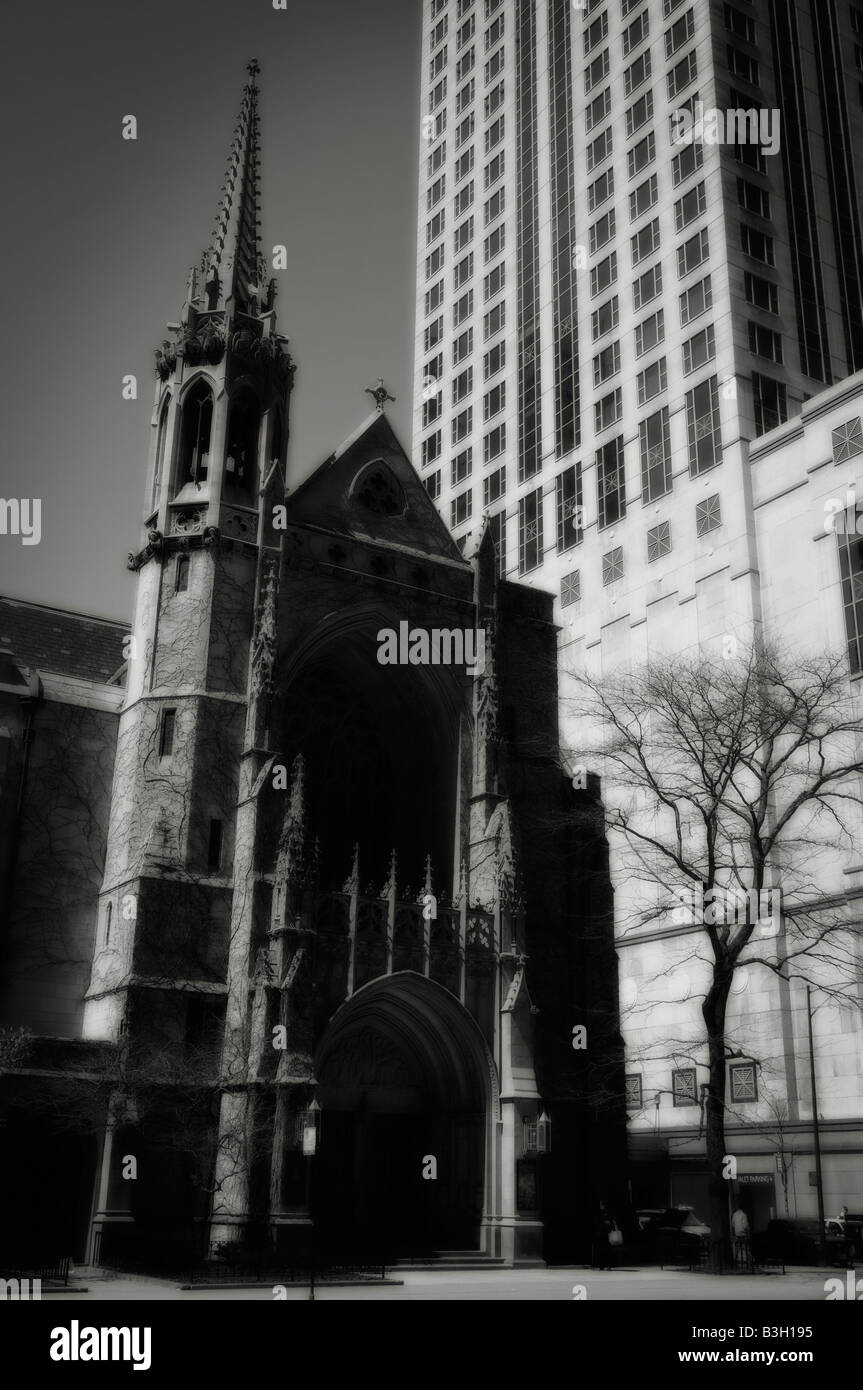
[[0, 0, 422, 623]]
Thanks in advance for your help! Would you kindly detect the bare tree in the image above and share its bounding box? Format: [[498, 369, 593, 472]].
[[566, 643, 863, 1263]]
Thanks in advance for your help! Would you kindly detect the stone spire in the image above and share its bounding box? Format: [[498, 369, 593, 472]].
[[189, 58, 269, 319]]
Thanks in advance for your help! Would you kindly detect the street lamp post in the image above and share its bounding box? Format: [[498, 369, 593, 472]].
[[806, 987, 827, 1265]]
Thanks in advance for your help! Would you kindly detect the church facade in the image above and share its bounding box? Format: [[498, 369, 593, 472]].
[[0, 65, 624, 1270]]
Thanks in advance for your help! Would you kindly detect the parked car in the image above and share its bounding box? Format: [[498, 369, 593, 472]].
[[641, 1206, 711, 1262]]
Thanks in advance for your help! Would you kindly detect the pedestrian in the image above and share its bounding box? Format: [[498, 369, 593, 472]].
[[592, 1198, 621, 1270], [731, 1206, 750, 1268]]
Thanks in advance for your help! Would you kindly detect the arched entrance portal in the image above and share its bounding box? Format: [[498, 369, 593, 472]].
[[313, 973, 494, 1258]]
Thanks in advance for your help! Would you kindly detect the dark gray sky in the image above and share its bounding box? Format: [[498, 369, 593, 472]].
[[0, 0, 421, 622]]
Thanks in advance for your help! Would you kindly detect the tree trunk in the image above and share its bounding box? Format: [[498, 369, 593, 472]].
[[702, 971, 732, 1272]]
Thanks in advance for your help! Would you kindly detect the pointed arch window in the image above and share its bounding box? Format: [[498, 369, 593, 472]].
[[224, 386, 261, 501], [176, 381, 213, 493], [104, 900, 113, 947], [151, 396, 170, 511]]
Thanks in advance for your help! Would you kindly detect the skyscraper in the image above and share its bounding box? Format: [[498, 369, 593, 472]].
[[412, 0, 863, 633]]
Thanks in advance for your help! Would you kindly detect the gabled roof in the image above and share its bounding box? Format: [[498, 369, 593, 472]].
[[0, 597, 128, 685], [286, 411, 467, 565]]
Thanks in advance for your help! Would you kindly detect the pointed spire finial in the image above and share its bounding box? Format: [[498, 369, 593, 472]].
[[247, 57, 261, 84], [365, 377, 396, 413]]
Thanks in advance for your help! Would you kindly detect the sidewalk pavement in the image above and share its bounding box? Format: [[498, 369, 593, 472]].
[[43, 1265, 836, 1301]]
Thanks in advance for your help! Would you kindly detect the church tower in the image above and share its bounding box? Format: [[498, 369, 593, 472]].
[[83, 62, 294, 1256]]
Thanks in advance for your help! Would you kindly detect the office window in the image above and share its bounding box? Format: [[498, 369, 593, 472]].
[[587, 128, 613, 171], [624, 50, 651, 96], [432, 0, 447, 21], [426, 246, 445, 281], [453, 366, 473, 404], [452, 448, 473, 486], [484, 225, 505, 261], [686, 375, 722, 474], [422, 391, 442, 428], [727, 44, 759, 82], [590, 250, 618, 297], [159, 708, 177, 758], [485, 115, 505, 152], [431, 16, 448, 48], [485, 152, 504, 189], [640, 406, 672, 501], [672, 1069, 697, 1106], [454, 216, 474, 254], [623, 11, 650, 55], [589, 210, 616, 254], [596, 436, 626, 528], [724, 4, 755, 41], [556, 463, 583, 552], [456, 112, 475, 149], [665, 7, 695, 56], [672, 140, 704, 186], [456, 148, 475, 183], [518, 487, 543, 573], [832, 417, 863, 463], [454, 327, 474, 364], [633, 263, 663, 310], [680, 275, 712, 325], [561, 570, 581, 607], [458, 13, 475, 48], [647, 519, 671, 562], [425, 281, 445, 316], [427, 176, 446, 211], [593, 341, 621, 386], [424, 468, 441, 500], [627, 132, 656, 177], [588, 169, 615, 212], [484, 81, 505, 117], [427, 210, 445, 246], [736, 140, 766, 174], [667, 50, 698, 96], [602, 545, 624, 585], [741, 224, 775, 264], [682, 324, 716, 373], [696, 492, 722, 535], [585, 49, 610, 93], [677, 227, 709, 275], [584, 13, 608, 54], [422, 431, 442, 468], [485, 13, 504, 48], [586, 88, 612, 133], [635, 309, 665, 356], [452, 407, 473, 444], [629, 173, 658, 219], [428, 141, 446, 178], [453, 290, 474, 326], [484, 382, 505, 419], [484, 263, 505, 299], [484, 423, 506, 462], [451, 489, 473, 527], [625, 90, 654, 137], [637, 357, 668, 405], [625, 1075, 643, 1109], [484, 301, 505, 339], [485, 188, 505, 224], [595, 387, 623, 432], [729, 1061, 757, 1103], [429, 77, 447, 112], [457, 47, 475, 84], [488, 508, 506, 578], [483, 465, 505, 506], [674, 181, 707, 231], [424, 351, 444, 386], [457, 78, 475, 113], [454, 252, 474, 289], [430, 46, 448, 83], [737, 178, 771, 218], [748, 322, 783, 363], [484, 341, 505, 378], [458, 0, 475, 15], [632, 219, 660, 266], [744, 273, 778, 313], [455, 183, 475, 217], [838, 520, 863, 672], [592, 295, 620, 340]]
